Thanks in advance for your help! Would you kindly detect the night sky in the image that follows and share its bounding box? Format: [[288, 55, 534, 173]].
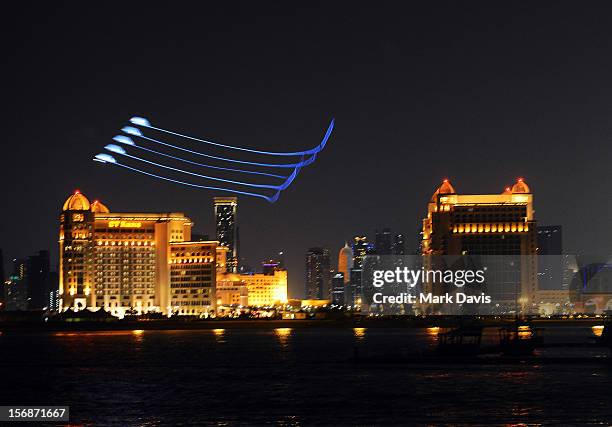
[[4, 2, 612, 297]]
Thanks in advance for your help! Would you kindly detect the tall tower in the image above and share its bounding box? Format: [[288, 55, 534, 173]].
[[214, 197, 238, 273], [305, 247, 331, 300], [59, 190, 94, 311], [338, 243, 353, 284], [26, 250, 51, 310], [352, 236, 368, 269]]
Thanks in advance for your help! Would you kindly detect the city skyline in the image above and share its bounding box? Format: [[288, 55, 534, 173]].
[[5, 3, 612, 299], [0, 177, 595, 300]]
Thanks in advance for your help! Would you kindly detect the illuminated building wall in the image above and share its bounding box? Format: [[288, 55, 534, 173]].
[[421, 178, 538, 311], [216, 278, 248, 306], [338, 243, 353, 285], [169, 242, 217, 315], [214, 197, 239, 273], [244, 269, 288, 306], [352, 236, 368, 268], [59, 191, 205, 317], [217, 269, 288, 307]]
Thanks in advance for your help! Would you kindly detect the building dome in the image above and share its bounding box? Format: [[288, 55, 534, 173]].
[[62, 191, 91, 211], [91, 200, 110, 213], [430, 179, 456, 202], [511, 178, 531, 194]]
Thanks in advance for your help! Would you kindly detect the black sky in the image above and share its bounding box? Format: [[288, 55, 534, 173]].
[[4, 2, 612, 297]]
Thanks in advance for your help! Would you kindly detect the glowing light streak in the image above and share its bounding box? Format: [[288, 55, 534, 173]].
[[129, 117, 334, 157], [93, 153, 282, 202], [122, 127, 324, 169], [112, 135, 287, 179], [95, 118, 334, 202], [103, 144, 301, 190]]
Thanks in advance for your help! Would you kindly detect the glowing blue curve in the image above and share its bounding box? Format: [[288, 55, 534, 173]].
[[104, 144, 301, 191], [129, 117, 334, 157], [121, 127, 323, 169], [94, 154, 281, 203], [112, 135, 287, 180]]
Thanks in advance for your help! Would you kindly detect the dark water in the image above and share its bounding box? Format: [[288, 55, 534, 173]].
[[0, 326, 611, 426]]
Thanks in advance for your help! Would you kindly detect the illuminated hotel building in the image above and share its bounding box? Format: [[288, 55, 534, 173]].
[[214, 197, 239, 273], [59, 191, 219, 316], [421, 178, 538, 311]]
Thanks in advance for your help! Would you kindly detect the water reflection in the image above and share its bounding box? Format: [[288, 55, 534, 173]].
[[592, 325, 604, 337], [131, 329, 144, 345], [212, 328, 226, 343], [353, 327, 366, 341], [274, 328, 292, 348], [426, 327, 440, 337]]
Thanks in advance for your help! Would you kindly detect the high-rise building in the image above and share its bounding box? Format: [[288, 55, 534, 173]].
[[422, 178, 538, 312], [392, 234, 405, 255], [48, 271, 59, 311], [537, 226, 563, 291], [337, 243, 353, 284], [169, 242, 218, 316], [331, 273, 345, 305], [59, 190, 219, 317], [305, 247, 331, 299], [348, 268, 362, 306], [375, 228, 393, 255], [352, 236, 368, 269], [6, 258, 27, 311], [26, 250, 51, 310], [214, 197, 239, 273]]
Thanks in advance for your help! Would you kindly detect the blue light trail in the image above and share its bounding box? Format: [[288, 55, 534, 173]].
[[94, 154, 282, 202], [103, 144, 301, 190], [112, 135, 287, 179], [129, 117, 334, 156], [94, 117, 334, 202]]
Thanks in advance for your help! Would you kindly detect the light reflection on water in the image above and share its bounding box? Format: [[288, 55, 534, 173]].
[[0, 326, 609, 425], [353, 327, 366, 340]]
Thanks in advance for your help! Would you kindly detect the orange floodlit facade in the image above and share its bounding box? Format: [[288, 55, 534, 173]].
[[59, 191, 218, 317], [422, 178, 538, 311]]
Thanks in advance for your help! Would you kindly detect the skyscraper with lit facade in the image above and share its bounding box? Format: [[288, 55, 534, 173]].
[[214, 197, 239, 273], [422, 178, 538, 311], [59, 190, 220, 317], [337, 243, 353, 285], [305, 247, 331, 300], [352, 236, 368, 269]]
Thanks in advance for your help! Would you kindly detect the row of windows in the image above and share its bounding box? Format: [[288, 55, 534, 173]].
[[171, 300, 211, 306], [95, 291, 155, 296]]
